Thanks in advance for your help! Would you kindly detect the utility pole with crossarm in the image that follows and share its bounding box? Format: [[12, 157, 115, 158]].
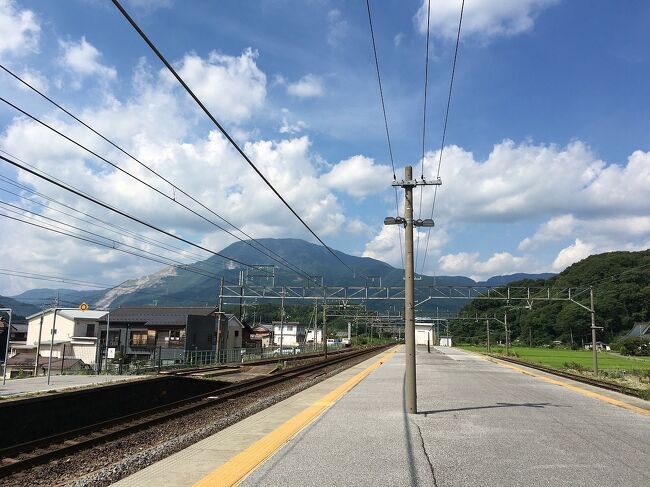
[[384, 165, 441, 414]]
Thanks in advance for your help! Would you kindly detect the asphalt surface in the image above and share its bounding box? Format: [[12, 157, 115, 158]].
[[241, 346, 650, 487]]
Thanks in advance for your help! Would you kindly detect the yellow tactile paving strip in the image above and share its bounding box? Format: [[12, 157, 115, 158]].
[[460, 348, 650, 418], [194, 347, 399, 487], [113, 346, 399, 487]]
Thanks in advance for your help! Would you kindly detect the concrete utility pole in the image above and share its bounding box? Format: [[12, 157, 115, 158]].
[[34, 311, 44, 377], [322, 303, 328, 359], [385, 165, 441, 414], [590, 288, 598, 374], [280, 288, 285, 350], [1, 308, 12, 385], [216, 277, 224, 363], [486, 319, 490, 353], [504, 312, 509, 357], [46, 309, 59, 385]]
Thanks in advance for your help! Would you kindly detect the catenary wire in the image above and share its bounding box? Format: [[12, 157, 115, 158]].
[[110, 0, 363, 280], [0, 153, 251, 268], [0, 268, 115, 289], [414, 0, 432, 271], [0, 180, 213, 263], [0, 212, 228, 281], [365, 0, 404, 270], [0, 199, 223, 274], [420, 0, 465, 275], [0, 64, 320, 286]]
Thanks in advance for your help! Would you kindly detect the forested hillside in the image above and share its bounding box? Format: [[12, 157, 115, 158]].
[[451, 250, 650, 345]]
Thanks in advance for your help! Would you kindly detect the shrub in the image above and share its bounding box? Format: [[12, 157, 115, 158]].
[[563, 361, 587, 372], [618, 338, 650, 356]]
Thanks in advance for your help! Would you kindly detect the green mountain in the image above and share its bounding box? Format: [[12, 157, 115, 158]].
[[0, 295, 40, 319], [7, 239, 555, 311], [452, 250, 650, 344]]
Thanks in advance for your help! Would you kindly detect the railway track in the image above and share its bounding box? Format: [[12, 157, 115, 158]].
[[487, 353, 648, 399], [0, 345, 391, 477]]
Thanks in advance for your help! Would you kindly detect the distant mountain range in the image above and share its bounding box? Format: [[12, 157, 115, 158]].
[[3, 238, 555, 315]]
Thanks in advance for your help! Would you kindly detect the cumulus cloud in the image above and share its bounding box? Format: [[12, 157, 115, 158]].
[[59, 37, 117, 80], [0, 0, 40, 56], [286, 74, 325, 99], [363, 225, 450, 270], [321, 155, 393, 198], [0, 58, 353, 294], [551, 239, 595, 272], [278, 108, 307, 135], [175, 48, 266, 123], [518, 214, 575, 251], [414, 0, 558, 41], [419, 141, 650, 223], [438, 251, 533, 281]]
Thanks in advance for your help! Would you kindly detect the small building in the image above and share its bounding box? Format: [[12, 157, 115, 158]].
[[24, 308, 108, 366], [245, 323, 273, 348], [4, 353, 89, 378], [104, 307, 222, 362], [306, 329, 323, 344], [415, 322, 434, 346], [272, 321, 306, 347], [625, 322, 650, 341], [222, 314, 243, 350]]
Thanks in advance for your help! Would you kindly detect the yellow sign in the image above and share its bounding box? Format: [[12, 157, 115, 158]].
[[79, 302, 89, 312]]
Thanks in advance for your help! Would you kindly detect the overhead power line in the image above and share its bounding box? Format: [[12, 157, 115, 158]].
[[414, 0, 433, 272], [110, 0, 362, 279], [0, 153, 250, 268], [0, 64, 319, 285], [420, 0, 465, 275], [0, 211, 225, 281], [0, 268, 115, 289], [365, 0, 404, 270]]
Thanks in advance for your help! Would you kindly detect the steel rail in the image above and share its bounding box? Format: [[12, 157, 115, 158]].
[[0, 345, 390, 477]]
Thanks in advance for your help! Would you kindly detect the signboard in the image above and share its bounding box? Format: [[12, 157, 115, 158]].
[[79, 302, 89, 312], [107, 347, 116, 359]]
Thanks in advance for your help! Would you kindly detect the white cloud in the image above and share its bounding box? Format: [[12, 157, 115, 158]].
[[286, 74, 325, 99], [363, 225, 449, 270], [518, 214, 575, 251], [174, 48, 266, 124], [551, 239, 595, 272], [59, 37, 117, 80], [419, 141, 650, 223], [278, 108, 307, 135], [327, 9, 348, 46], [16, 69, 49, 92], [438, 251, 532, 281], [0, 0, 40, 56], [0, 58, 357, 294], [321, 155, 393, 198], [393, 33, 405, 48], [414, 0, 558, 41]]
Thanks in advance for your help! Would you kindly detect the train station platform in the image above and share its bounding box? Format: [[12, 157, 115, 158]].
[[115, 346, 650, 487], [0, 374, 145, 398]]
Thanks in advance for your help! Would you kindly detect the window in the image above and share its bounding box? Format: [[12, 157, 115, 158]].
[[85, 323, 95, 337], [234, 330, 239, 337], [170, 330, 181, 341], [286, 325, 294, 332], [130, 331, 148, 347]]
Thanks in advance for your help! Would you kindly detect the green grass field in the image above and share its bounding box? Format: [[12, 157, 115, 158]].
[[458, 345, 650, 373]]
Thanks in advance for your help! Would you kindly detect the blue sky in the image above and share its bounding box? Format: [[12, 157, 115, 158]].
[[0, 0, 649, 294]]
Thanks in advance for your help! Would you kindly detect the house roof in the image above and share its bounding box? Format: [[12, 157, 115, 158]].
[[25, 308, 108, 320], [8, 353, 85, 369], [104, 306, 218, 327], [626, 322, 650, 338]]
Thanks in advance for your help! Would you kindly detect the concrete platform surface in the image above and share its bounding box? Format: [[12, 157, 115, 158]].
[[0, 374, 145, 397], [239, 346, 650, 487], [112, 347, 398, 487]]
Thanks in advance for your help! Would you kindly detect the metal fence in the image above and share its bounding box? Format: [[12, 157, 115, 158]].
[[99, 343, 348, 375]]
